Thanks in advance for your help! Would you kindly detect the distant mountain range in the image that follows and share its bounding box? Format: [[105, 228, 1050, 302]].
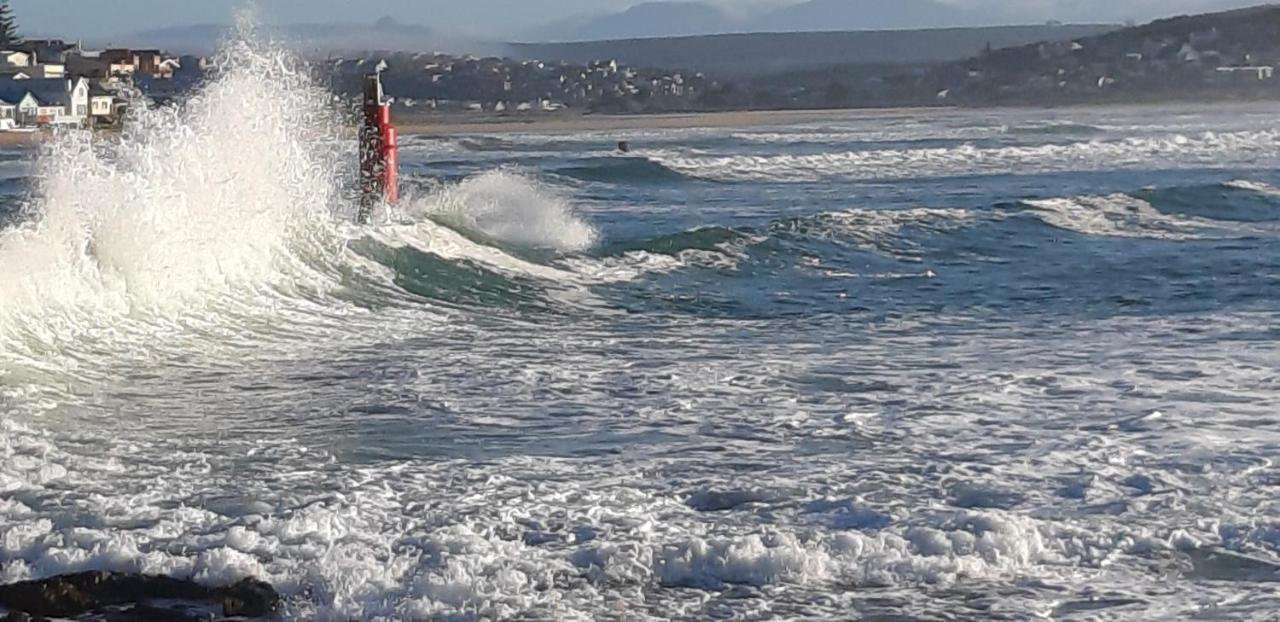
[[522, 0, 982, 42], [108, 0, 1269, 55], [521, 0, 1269, 42], [111, 17, 498, 56], [767, 0, 980, 31], [512, 24, 1116, 78]]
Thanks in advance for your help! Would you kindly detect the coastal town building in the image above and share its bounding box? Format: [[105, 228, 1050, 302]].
[[15, 39, 80, 65], [0, 50, 30, 68], [0, 97, 21, 129], [326, 51, 717, 115], [0, 63, 64, 79], [0, 77, 89, 125], [0, 42, 197, 129], [67, 52, 132, 79]]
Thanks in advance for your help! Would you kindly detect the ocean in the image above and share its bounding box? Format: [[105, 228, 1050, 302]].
[[1, 42, 1279, 621]]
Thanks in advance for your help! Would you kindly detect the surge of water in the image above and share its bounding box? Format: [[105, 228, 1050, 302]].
[[0, 29, 349, 359], [2, 24, 1280, 622], [409, 169, 597, 253]]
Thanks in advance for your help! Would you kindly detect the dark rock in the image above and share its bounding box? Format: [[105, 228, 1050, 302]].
[[116, 603, 211, 621], [0, 572, 280, 620], [218, 578, 280, 618]]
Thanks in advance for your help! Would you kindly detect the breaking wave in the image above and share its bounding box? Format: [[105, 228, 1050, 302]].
[[647, 130, 1280, 183], [1223, 179, 1280, 197], [1, 51, 1278, 619], [1021, 194, 1211, 240], [404, 169, 597, 253], [0, 27, 354, 364], [0, 32, 603, 358]]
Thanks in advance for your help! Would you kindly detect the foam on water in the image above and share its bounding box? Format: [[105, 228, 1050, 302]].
[[1023, 194, 1213, 240], [647, 130, 1280, 182], [1225, 178, 1280, 196], [405, 169, 596, 253], [1, 35, 1279, 620]]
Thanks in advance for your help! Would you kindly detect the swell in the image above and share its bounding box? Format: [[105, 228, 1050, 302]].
[[348, 235, 555, 313], [645, 130, 1280, 183], [1008, 122, 1104, 137], [1136, 180, 1280, 223], [552, 156, 698, 184], [586, 180, 1280, 274]]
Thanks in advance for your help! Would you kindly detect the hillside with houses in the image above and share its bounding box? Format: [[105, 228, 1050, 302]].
[[8, 4, 1280, 127], [874, 5, 1280, 107], [0, 39, 203, 130], [336, 5, 1280, 116], [326, 53, 715, 115]]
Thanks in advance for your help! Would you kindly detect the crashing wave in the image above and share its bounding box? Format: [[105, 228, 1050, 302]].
[[647, 130, 1280, 183]]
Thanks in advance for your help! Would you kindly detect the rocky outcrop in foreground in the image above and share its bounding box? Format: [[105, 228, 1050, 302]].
[[0, 572, 279, 621]]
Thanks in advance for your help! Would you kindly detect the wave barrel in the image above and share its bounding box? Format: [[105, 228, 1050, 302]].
[[358, 70, 399, 223]]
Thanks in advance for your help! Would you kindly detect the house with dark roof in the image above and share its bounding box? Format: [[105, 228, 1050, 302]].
[[87, 81, 121, 126], [0, 63, 65, 80], [0, 91, 39, 127], [0, 76, 89, 126], [15, 40, 81, 65]]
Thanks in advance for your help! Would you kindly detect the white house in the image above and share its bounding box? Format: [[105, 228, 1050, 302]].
[[63, 77, 90, 122], [0, 99, 15, 129], [0, 76, 90, 126], [9, 93, 39, 126]]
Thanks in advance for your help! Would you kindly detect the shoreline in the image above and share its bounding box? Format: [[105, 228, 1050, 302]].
[[3, 100, 1273, 141], [0, 131, 44, 146], [394, 99, 1280, 135], [395, 108, 930, 136]]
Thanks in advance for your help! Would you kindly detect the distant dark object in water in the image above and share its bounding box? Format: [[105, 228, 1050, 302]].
[[617, 140, 631, 153], [0, 572, 280, 620]]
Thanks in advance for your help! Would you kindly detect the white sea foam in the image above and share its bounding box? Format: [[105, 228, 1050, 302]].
[[785, 207, 976, 259], [1224, 179, 1280, 196], [1023, 194, 1211, 239], [730, 124, 1005, 145], [1, 33, 1278, 622], [4, 303, 1280, 620], [0, 25, 350, 362], [648, 130, 1280, 183], [369, 222, 580, 284], [405, 169, 597, 253]]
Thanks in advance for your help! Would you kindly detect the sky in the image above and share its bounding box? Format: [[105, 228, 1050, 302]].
[[7, 0, 1265, 40]]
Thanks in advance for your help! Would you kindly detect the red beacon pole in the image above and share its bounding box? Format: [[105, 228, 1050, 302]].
[[358, 67, 399, 224]]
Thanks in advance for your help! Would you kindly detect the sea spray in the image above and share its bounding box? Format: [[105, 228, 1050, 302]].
[[409, 169, 597, 253], [0, 23, 350, 351]]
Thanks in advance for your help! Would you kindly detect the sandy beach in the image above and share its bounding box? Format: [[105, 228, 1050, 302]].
[[0, 131, 44, 147], [395, 108, 929, 136]]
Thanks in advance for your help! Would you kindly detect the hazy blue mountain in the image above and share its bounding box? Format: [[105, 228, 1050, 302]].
[[525, 2, 744, 42], [116, 17, 495, 56], [513, 23, 1115, 78], [755, 0, 980, 32]]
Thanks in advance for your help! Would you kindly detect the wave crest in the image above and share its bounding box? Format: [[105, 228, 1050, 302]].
[[409, 170, 597, 253]]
